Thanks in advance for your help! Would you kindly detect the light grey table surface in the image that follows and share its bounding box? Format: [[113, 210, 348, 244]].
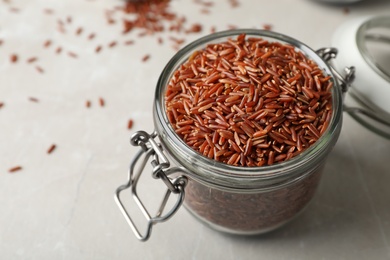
[[1, 0, 390, 259]]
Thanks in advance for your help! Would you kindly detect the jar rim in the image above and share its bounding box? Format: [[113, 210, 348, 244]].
[[153, 29, 343, 189]]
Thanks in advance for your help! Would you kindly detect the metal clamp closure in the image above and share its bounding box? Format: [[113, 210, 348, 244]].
[[316, 47, 356, 93], [115, 131, 188, 242], [317, 47, 390, 134]]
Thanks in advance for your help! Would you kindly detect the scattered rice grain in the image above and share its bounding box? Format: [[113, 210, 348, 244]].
[[35, 66, 44, 73], [10, 54, 18, 63], [76, 27, 83, 35], [27, 57, 38, 63], [142, 54, 150, 62], [43, 39, 52, 48], [128, 119, 134, 129], [43, 8, 54, 14], [68, 51, 78, 58], [47, 144, 56, 154], [99, 97, 105, 107], [124, 40, 134, 45], [9, 166, 22, 173], [108, 41, 117, 48], [263, 24, 273, 31], [95, 45, 102, 53]]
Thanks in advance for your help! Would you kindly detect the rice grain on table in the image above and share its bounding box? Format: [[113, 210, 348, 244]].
[[10, 54, 18, 63], [128, 119, 134, 130], [27, 57, 38, 63], [76, 27, 83, 35], [99, 97, 105, 107], [200, 8, 210, 15], [68, 51, 78, 58], [88, 33, 96, 40], [35, 66, 44, 73], [43, 39, 52, 48], [186, 23, 203, 33], [9, 7, 20, 13], [108, 41, 117, 48], [229, 0, 240, 7], [124, 40, 134, 45], [95, 45, 102, 53], [142, 54, 150, 62], [43, 8, 54, 15], [57, 24, 66, 34], [165, 34, 333, 167], [8, 166, 22, 173], [47, 144, 56, 154], [262, 24, 273, 31]]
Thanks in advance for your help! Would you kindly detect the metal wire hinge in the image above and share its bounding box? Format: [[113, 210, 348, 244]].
[[317, 47, 390, 130], [114, 130, 188, 242], [316, 47, 355, 93]]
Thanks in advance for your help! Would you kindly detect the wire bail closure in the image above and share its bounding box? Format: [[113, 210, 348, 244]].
[[317, 47, 390, 130], [316, 47, 356, 93], [114, 130, 188, 242]]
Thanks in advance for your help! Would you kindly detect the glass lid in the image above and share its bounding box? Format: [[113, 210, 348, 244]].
[[358, 16, 390, 85], [332, 15, 390, 139]]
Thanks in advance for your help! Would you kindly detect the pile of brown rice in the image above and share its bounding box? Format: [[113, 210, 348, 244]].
[[165, 33, 333, 167]]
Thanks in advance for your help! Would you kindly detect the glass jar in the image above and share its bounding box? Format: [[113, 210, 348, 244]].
[[115, 29, 354, 241], [332, 15, 390, 138]]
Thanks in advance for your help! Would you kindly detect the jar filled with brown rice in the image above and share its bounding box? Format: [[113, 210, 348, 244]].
[[115, 29, 354, 241]]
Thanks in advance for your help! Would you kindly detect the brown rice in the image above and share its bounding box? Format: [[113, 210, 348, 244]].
[[165, 33, 333, 167]]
